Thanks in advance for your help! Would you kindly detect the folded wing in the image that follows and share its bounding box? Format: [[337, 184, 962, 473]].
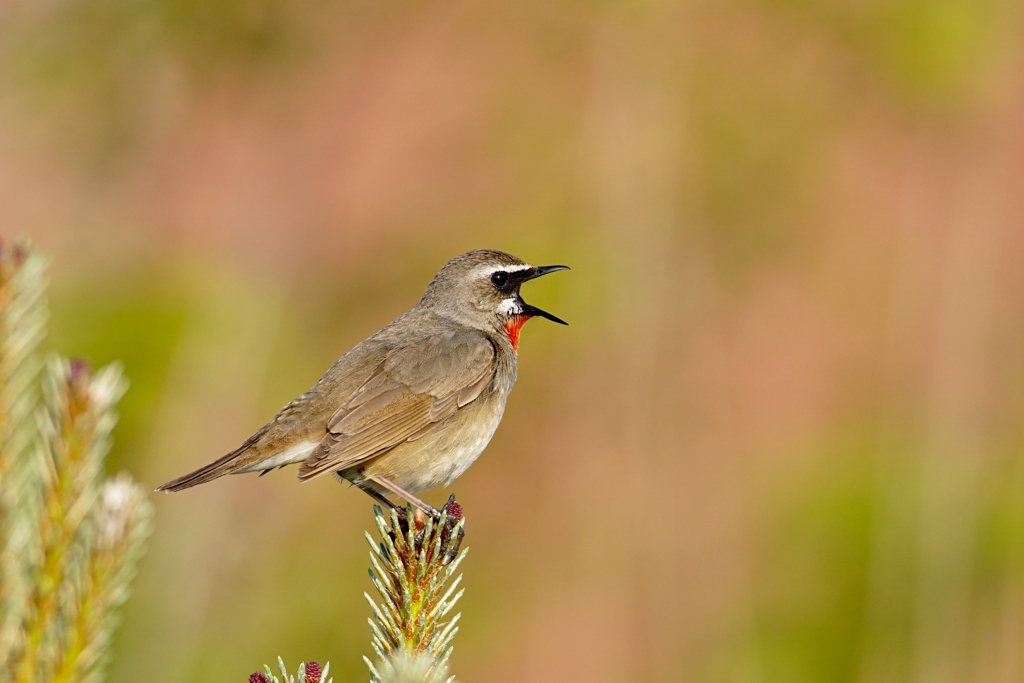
[[297, 330, 496, 481]]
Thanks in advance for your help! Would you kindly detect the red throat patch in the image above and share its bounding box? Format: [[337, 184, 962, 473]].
[[504, 315, 531, 351]]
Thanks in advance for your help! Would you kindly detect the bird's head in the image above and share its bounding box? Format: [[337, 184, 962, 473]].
[[420, 249, 569, 349]]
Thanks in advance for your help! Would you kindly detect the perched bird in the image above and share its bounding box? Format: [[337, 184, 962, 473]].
[[157, 249, 568, 517]]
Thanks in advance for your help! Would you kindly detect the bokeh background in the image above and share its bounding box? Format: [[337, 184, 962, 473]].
[[3, 0, 1024, 681]]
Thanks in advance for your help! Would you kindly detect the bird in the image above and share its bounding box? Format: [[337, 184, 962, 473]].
[[156, 249, 569, 517]]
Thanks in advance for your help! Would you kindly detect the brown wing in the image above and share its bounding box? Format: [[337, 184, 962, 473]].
[[297, 330, 496, 481]]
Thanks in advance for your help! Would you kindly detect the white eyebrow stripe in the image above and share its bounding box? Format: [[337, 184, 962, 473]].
[[477, 264, 533, 277], [496, 298, 523, 315]]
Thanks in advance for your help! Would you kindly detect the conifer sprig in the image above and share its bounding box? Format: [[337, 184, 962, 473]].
[[0, 242, 48, 667], [0, 241, 47, 488], [12, 358, 129, 682], [249, 657, 331, 683], [0, 240, 153, 683], [250, 500, 467, 683], [50, 473, 154, 683], [363, 498, 466, 683]]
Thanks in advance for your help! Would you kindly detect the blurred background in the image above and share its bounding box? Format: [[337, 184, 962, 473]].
[[3, 0, 1024, 681]]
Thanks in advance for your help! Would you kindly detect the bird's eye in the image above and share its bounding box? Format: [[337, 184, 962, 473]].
[[490, 271, 509, 288]]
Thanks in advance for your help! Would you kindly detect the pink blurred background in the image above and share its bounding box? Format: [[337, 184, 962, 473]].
[[3, 1, 1024, 681]]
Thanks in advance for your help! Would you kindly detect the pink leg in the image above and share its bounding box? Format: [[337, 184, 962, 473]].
[[369, 475, 441, 519]]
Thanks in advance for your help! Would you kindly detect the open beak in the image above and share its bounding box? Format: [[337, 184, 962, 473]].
[[519, 265, 570, 325]]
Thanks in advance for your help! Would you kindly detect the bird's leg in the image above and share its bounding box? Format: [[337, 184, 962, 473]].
[[355, 482, 404, 515], [369, 475, 442, 520]]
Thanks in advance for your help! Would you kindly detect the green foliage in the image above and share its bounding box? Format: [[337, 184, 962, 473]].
[[0, 240, 153, 683]]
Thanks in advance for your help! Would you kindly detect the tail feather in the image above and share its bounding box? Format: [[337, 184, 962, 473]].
[[156, 452, 241, 492], [156, 430, 265, 493]]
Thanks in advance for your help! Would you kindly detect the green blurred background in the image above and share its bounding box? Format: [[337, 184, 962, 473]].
[[3, 0, 1024, 681]]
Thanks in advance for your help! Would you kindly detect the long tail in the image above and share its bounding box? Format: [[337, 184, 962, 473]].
[[156, 430, 264, 492]]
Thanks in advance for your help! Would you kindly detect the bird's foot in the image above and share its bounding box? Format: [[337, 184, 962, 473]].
[[389, 494, 465, 564]]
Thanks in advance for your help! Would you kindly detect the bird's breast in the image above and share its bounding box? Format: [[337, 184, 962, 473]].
[[361, 387, 509, 492], [436, 396, 506, 485]]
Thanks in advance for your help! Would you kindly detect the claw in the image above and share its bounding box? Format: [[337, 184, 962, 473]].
[[439, 495, 465, 562]]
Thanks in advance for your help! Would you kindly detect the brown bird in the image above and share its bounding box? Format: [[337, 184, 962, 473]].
[[157, 249, 568, 517]]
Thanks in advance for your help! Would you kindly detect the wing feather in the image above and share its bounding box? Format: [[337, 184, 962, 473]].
[[298, 331, 496, 481], [457, 371, 492, 408]]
